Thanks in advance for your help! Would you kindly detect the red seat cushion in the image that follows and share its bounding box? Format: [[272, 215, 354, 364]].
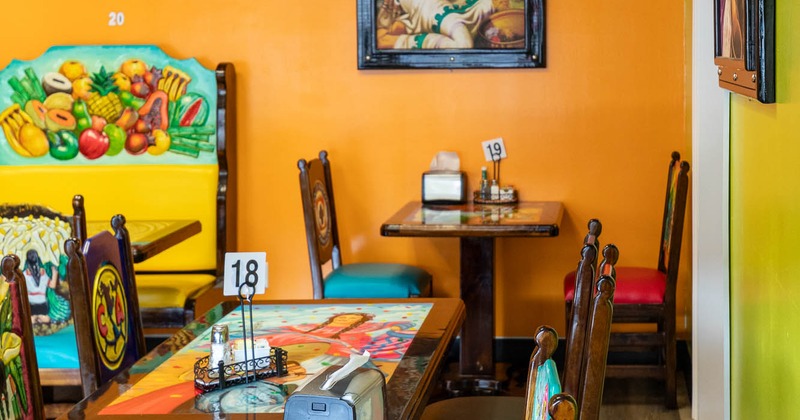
[[564, 266, 666, 304]]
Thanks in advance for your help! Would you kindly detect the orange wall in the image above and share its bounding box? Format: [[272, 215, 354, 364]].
[[0, 0, 688, 336]]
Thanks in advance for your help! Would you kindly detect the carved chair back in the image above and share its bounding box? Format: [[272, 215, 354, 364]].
[[658, 151, 690, 307], [0, 254, 45, 420], [297, 150, 341, 299], [66, 214, 145, 397], [563, 241, 618, 411], [0, 197, 85, 340]]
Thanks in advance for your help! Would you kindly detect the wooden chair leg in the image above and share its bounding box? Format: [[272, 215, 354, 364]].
[[564, 301, 572, 342], [664, 319, 678, 409]]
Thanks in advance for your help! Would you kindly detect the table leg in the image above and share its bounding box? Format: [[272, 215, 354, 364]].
[[458, 236, 495, 378]]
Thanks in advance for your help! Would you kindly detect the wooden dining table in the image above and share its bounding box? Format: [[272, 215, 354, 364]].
[[86, 219, 202, 263], [62, 297, 465, 419], [381, 201, 563, 384]]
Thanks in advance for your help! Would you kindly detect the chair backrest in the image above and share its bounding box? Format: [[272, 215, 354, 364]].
[[523, 325, 561, 420], [562, 242, 597, 394], [562, 243, 618, 416], [0, 254, 45, 420], [65, 215, 146, 397], [548, 274, 615, 420], [656, 152, 690, 319], [298, 150, 341, 299], [567, 219, 601, 307], [574, 274, 615, 418], [658, 152, 690, 277], [562, 219, 604, 391], [0, 196, 86, 339]]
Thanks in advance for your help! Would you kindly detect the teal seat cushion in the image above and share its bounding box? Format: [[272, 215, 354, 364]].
[[323, 263, 432, 298], [33, 324, 79, 369]]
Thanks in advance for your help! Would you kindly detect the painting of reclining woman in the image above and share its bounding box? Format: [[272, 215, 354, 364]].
[[377, 0, 526, 49]]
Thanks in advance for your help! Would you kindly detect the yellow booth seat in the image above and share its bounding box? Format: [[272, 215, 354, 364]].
[[0, 164, 221, 327]]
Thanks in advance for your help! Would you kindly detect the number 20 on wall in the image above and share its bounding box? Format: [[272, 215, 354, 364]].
[[224, 252, 268, 297], [108, 12, 125, 26]]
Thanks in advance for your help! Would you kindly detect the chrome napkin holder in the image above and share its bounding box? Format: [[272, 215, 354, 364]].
[[283, 364, 387, 420]]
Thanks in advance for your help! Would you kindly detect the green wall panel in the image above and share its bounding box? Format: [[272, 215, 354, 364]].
[[730, 0, 800, 417]]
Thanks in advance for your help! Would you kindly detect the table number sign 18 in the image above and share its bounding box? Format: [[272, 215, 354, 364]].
[[223, 252, 268, 297]]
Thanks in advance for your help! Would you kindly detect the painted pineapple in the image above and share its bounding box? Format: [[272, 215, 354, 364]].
[[87, 66, 123, 123]]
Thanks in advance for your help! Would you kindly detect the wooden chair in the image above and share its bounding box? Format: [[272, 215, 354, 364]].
[[65, 214, 146, 397], [563, 152, 690, 408], [422, 224, 617, 420], [0, 254, 46, 420], [422, 279, 615, 420], [297, 150, 432, 299], [0, 196, 87, 388]]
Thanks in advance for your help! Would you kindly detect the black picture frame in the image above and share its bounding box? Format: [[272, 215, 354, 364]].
[[713, 0, 775, 103], [358, 0, 545, 70]]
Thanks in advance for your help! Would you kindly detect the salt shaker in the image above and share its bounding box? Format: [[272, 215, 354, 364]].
[[209, 324, 229, 369]]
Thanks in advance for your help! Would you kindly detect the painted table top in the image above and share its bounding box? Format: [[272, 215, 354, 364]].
[[63, 298, 465, 419]]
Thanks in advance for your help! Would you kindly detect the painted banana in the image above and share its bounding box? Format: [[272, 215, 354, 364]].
[[0, 106, 32, 157], [1, 103, 41, 157], [159, 65, 191, 101]]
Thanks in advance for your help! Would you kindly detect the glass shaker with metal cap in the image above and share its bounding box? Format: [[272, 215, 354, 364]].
[[209, 324, 230, 370]]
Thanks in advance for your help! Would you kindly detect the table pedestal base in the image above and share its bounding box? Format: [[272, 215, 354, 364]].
[[459, 237, 496, 378]]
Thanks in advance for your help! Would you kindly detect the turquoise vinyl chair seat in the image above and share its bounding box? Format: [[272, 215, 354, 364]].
[[33, 324, 80, 369], [324, 263, 432, 298]]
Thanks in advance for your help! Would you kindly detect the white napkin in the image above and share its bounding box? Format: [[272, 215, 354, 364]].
[[320, 351, 371, 391], [429, 151, 460, 172]]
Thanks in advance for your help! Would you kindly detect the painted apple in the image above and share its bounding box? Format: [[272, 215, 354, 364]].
[[112, 72, 131, 91], [59, 60, 86, 81], [79, 128, 109, 159], [120, 59, 148, 80], [125, 132, 148, 155], [133, 119, 151, 134], [72, 77, 92, 100], [103, 124, 126, 156], [130, 81, 150, 99]]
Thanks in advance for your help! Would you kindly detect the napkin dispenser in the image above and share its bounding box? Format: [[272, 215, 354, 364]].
[[283, 365, 387, 420], [422, 171, 467, 204]]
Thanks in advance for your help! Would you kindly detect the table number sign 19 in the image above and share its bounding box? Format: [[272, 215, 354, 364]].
[[223, 252, 268, 297], [481, 137, 507, 162]]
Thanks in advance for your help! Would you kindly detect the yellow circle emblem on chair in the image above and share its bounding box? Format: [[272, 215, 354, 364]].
[[92, 264, 128, 370], [312, 180, 331, 247]]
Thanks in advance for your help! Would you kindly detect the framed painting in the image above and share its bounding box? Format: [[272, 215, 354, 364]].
[[357, 0, 545, 69], [714, 0, 775, 103]]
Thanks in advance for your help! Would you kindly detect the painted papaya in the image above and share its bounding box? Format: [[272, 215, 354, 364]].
[[174, 93, 209, 127], [138, 90, 169, 130], [46, 130, 79, 160], [24, 100, 47, 129]]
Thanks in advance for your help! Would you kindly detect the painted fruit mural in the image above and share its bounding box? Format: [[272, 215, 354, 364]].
[[0, 46, 216, 164]]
